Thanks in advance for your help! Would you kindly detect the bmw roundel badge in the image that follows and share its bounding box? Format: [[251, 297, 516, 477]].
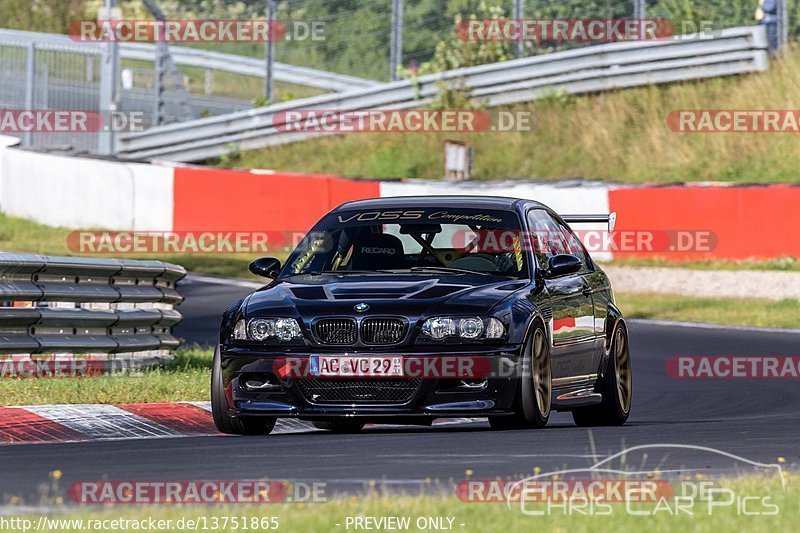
[[354, 303, 369, 313]]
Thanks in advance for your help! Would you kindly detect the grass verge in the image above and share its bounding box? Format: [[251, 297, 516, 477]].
[[616, 292, 800, 329], [220, 47, 800, 184], [7, 473, 796, 533], [0, 347, 212, 407]]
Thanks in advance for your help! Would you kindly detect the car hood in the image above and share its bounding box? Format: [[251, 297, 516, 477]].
[[244, 272, 526, 318]]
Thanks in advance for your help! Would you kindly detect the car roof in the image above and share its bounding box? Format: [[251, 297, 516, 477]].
[[334, 195, 547, 212]]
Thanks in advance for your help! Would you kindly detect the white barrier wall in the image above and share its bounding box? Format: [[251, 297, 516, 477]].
[[0, 138, 173, 231]]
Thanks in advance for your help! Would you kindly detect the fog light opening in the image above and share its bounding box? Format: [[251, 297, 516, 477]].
[[242, 373, 282, 392], [457, 378, 488, 390], [437, 378, 488, 393]]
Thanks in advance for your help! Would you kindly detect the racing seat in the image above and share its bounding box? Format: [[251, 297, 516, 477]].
[[349, 233, 406, 271]]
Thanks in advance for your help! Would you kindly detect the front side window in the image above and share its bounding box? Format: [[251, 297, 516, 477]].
[[282, 208, 528, 279], [526, 209, 592, 273]]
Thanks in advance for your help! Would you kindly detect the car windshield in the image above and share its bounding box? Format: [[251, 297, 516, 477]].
[[281, 207, 528, 279]]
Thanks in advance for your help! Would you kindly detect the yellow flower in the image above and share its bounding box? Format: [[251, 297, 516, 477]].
[[9, 496, 19, 505], [51, 470, 62, 480], [777, 457, 786, 464], [368, 479, 376, 488], [55, 497, 64, 505], [533, 467, 541, 475], [465, 469, 474, 477]]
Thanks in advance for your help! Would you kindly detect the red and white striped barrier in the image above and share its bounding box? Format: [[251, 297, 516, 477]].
[[1, 138, 798, 261]]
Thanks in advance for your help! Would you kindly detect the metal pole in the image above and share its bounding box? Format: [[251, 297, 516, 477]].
[[780, 0, 789, 48], [390, 0, 403, 81], [23, 42, 35, 147], [633, 0, 645, 20], [204, 68, 214, 95], [514, 0, 524, 58], [154, 38, 166, 125], [97, 0, 118, 155], [264, 0, 276, 101]]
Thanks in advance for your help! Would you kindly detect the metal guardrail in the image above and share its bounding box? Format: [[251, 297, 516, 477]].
[[0, 29, 379, 92], [117, 26, 769, 162], [0, 253, 185, 357]]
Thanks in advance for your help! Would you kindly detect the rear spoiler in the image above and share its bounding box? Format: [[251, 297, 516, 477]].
[[561, 212, 617, 232]]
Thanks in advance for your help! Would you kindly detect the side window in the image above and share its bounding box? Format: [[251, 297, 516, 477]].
[[553, 217, 593, 272], [526, 209, 592, 273], [526, 210, 560, 271]]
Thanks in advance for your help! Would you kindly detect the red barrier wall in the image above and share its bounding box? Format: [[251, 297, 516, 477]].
[[609, 185, 800, 260], [173, 167, 380, 234]]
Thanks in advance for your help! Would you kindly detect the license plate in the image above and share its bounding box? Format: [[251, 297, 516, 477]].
[[310, 356, 403, 377]]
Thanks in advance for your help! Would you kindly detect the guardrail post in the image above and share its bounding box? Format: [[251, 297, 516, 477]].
[[264, 0, 276, 101], [390, 0, 404, 81], [86, 54, 94, 82], [513, 0, 524, 58], [97, 0, 120, 156], [204, 68, 214, 95], [154, 39, 167, 125], [23, 41, 35, 147], [779, 0, 789, 48], [633, 0, 645, 21]]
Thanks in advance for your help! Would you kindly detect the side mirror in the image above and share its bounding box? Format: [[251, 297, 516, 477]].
[[249, 257, 281, 279], [545, 254, 582, 278]]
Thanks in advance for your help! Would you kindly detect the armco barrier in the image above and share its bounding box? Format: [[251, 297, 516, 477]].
[[117, 26, 768, 162], [0, 253, 185, 372]]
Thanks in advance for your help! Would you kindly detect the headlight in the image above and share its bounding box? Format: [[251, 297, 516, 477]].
[[421, 317, 456, 340], [459, 318, 484, 339], [232, 318, 302, 342], [421, 317, 505, 340], [484, 317, 505, 339], [233, 319, 247, 340]]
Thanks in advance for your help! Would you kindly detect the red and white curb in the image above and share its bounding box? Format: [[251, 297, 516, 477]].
[[0, 403, 483, 445]]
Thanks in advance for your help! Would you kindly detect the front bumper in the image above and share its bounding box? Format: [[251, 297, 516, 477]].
[[220, 345, 523, 420]]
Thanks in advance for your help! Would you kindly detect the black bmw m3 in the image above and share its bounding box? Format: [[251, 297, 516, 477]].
[[212, 196, 632, 435]]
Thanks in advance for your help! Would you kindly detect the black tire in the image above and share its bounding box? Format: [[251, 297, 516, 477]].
[[312, 419, 365, 433], [572, 322, 632, 427], [211, 345, 276, 435], [489, 321, 551, 430]]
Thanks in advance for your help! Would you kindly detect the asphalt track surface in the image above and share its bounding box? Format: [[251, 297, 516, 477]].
[[1, 275, 798, 499]]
